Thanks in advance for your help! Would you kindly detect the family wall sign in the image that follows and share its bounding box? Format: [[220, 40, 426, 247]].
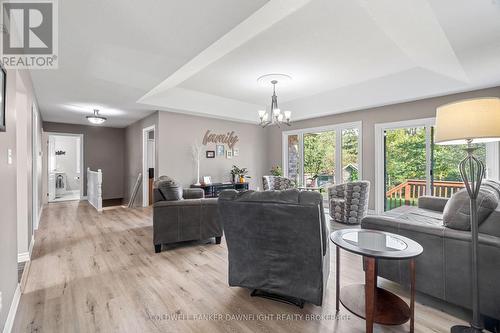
[[202, 130, 239, 149]]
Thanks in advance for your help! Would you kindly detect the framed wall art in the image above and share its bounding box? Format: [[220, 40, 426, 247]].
[[216, 145, 225, 157]]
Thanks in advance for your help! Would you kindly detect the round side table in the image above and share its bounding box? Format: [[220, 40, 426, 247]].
[[331, 229, 423, 333]]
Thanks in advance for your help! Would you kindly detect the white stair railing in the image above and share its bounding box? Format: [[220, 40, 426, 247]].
[[87, 167, 103, 212]]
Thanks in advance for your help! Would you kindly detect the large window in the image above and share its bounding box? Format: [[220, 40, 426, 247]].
[[375, 118, 498, 213], [283, 122, 362, 190]]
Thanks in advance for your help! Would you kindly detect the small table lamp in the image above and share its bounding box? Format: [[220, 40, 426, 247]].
[[435, 97, 500, 333]]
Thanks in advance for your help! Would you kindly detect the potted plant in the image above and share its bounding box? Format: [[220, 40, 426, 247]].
[[270, 165, 283, 177], [230, 165, 251, 183]]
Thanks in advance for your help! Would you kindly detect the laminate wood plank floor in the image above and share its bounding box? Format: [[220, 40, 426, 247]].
[[12, 201, 467, 332]]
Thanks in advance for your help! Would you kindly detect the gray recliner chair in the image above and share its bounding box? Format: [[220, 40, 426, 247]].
[[153, 176, 222, 253], [218, 189, 330, 307]]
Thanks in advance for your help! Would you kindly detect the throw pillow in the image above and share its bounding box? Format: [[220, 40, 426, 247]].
[[155, 177, 183, 201], [443, 180, 500, 230]]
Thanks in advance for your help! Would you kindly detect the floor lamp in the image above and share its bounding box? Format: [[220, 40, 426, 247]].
[[435, 97, 500, 333]]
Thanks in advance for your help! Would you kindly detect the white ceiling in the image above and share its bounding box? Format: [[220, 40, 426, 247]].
[[34, 0, 500, 127], [140, 0, 500, 123], [33, 0, 269, 127]]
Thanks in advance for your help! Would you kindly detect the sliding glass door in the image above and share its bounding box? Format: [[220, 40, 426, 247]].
[[283, 122, 362, 191], [384, 127, 427, 211], [431, 127, 486, 198], [303, 130, 335, 188], [377, 118, 494, 213], [342, 128, 360, 182]]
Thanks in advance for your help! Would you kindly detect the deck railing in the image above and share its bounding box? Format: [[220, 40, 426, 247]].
[[385, 179, 463, 210]]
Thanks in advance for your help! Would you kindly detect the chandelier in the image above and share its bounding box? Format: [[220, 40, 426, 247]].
[[257, 74, 292, 128]]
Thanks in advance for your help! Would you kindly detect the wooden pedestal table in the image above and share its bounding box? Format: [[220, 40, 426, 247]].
[[330, 229, 423, 333]]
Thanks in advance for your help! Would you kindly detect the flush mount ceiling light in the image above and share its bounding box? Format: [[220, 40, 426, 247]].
[[86, 109, 107, 125], [257, 74, 292, 128]]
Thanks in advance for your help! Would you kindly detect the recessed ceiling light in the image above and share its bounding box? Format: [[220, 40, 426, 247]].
[[86, 109, 107, 125]]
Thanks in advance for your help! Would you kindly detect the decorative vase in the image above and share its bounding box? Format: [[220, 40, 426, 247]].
[[239, 176, 245, 183]]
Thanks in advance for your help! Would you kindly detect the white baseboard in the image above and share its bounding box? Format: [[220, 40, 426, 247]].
[[81, 196, 88, 200], [29, 235, 34, 257], [2, 284, 20, 333], [35, 205, 44, 230], [17, 252, 29, 263], [18, 235, 34, 263]]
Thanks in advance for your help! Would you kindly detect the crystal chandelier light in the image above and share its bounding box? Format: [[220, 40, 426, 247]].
[[257, 74, 292, 128]]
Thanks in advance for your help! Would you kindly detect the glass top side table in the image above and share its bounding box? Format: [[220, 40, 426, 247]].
[[331, 229, 423, 333]]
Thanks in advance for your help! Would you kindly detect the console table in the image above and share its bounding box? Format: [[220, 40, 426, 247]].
[[190, 182, 249, 198]]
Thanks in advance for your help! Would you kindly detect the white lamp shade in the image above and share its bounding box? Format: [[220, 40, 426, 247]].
[[258, 110, 266, 118], [435, 97, 500, 145], [273, 108, 281, 116], [284, 110, 291, 120]]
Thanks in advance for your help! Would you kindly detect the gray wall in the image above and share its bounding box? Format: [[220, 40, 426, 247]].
[[156, 111, 269, 190], [124, 112, 159, 204], [267, 86, 500, 210], [43, 122, 126, 200], [0, 68, 41, 331], [123, 110, 269, 205]]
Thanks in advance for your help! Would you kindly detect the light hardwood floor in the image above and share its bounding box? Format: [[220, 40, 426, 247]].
[[13, 201, 467, 332]]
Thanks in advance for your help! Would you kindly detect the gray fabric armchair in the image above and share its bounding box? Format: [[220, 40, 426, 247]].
[[328, 181, 370, 224], [153, 177, 222, 253], [218, 189, 330, 306], [361, 180, 500, 321], [262, 175, 295, 190]]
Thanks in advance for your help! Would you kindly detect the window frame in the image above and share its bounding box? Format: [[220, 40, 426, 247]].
[[282, 121, 363, 186], [374, 117, 499, 214]]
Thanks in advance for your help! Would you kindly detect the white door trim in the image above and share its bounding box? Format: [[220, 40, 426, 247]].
[[46, 132, 84, 202], [142, 125, 155, 207], [31, 103, 40, 230], [374, 118, 435, 214]]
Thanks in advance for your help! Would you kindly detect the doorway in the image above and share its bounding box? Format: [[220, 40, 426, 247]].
[[142, 125, 155, 207], [47, 133, 84, 202]]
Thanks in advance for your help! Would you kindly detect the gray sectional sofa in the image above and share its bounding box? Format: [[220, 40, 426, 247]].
[[153, 177, 222, 252], [218, 189, 330, 306], [361, 180, 500, 320]]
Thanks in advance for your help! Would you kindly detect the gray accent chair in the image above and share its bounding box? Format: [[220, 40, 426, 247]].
[[328, 181, 370, 224], [153, 177, 222, 253], [262, 175, 295, 191], [218, 189, 330, 306], [361, 180, 500, 321]]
